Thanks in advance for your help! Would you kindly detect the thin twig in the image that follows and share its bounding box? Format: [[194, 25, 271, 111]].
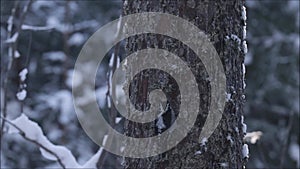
[[279, 111, 294, 168], [1, 0, 19, 139], [62, 0, 71, 88]]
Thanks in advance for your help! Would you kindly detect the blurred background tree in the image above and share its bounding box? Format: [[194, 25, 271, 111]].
[[245, 1, 299, 168], [1, 1, 122, 168], [0, 0, 299, 169]]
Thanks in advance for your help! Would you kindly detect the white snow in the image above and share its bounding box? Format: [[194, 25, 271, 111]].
[[32, 1, 55, 11], [226, 92, 231, 102], [56, 91, 73, 124], [46, 16, 70, 33], [107, 96, 111, 108], [235, 127, 239, 133], [43, 51, 66, 61], [115, 117, 122, 124], [156, 116, 166, 132], [107, 69, 113, 100], [40, 148, 57, 161], [115, 84, 126, 106], [241, 6, 247, 21], [120, 146, 125, 152], [7, 114, 102, 168], [242, 144, 249, 158], [8, 114, 79, 168], [241, 6, 248, 55], [243, 26, 247, 40], [96, 86, 108, 108], [19, 68, 28, 82], [201, 137, 208, 146], [16, 89, 27, 101], [242, 40, 248, 54], [7, 16, 13, 32], [82, 148, 103, 168], [75, 87, 96, 106], [66, 69, 83, 88], [242, 63, 246, 89], [194, 150, 202, 155], [244, 131, 262, 144], [68, 33, 85, 46], [14, 51, 20, 58], [73, 20, 99, 32], [124, 0, 128, 6], [102, 135, 108, 146], [22, 3, 29, 13], [121, 157, 126, 166], [115, 15, 122, 38], [5, 32, 18, 43], [39, 90, 74, 124], [226, 134, 234, 145], [7, 114, 40, 139], [241, 115, 247, 134], [109, 53, 115, 67], [219, 162, 228, 167], [47, 127, 63, 140], [289, 143, 300, 167], [230, 34, 241, 44], [22, 25, 53, 31]]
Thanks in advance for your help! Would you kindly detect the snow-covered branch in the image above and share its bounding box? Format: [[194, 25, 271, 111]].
[[22, 25, 54, 31], [2, 114, 102, 169]]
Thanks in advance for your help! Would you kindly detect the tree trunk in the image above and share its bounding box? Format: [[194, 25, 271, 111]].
[[123, 0, 247, 168]]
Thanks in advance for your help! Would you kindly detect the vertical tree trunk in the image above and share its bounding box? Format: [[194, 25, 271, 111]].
[[123, 0, 247, 168]]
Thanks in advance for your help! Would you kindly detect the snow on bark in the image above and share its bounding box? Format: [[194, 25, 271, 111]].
[[241, 6, 248, 55], [200, 137, 208, 146], [242, 63, 246, 89], [226, 134, 234, 145], [241, 6, 247, 21], [241, 115, 247, 134], [242, 144, 249, 158], [156, 116, 166, 132], [242, 40, 248, 54], [226, 92, 232, 102], [226, 34, 241, 44], [194, 150, 202, 155]]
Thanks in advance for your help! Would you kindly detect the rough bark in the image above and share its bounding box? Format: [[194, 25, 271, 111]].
[[123, 0, 246, 168]]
